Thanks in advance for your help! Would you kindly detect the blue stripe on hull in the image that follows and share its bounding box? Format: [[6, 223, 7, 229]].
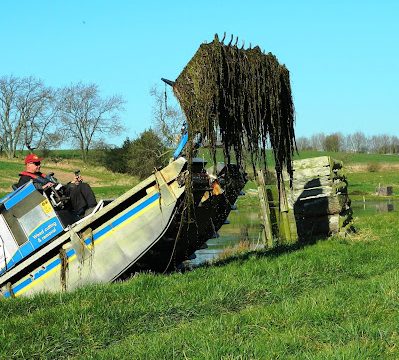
[[3, 192, 161, 298]]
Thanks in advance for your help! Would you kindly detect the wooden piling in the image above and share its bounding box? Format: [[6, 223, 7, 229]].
[[257, 170, 273, 248], [279, 184, 298, 244]]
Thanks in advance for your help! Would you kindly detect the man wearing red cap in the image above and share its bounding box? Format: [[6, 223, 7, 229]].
[[17, 153, 54, 190], [17, 153, 97, 218]]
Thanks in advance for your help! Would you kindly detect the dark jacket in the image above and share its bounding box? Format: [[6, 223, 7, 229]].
[[17, 171, 97, 217], [17, 171, 51, 190]]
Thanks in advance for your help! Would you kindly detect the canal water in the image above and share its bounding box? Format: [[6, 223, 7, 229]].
[[351, 199, 397, 215], [190, 195, 263, 266], [190, 197, 399, 266]]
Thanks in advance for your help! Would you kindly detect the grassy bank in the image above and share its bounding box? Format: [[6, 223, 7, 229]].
[[197, 148, 399, 167], [1, 211, 399, 359]]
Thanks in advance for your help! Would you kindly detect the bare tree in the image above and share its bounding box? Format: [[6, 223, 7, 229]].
[[348, 131, 368, 153], [0, 76, 22, 158], [377, 134, 391, 154], [0, 75, 57, 158], [296, 136, 311, 151], [390, 135, 399, 154], [368, 134, 390, 154], [310, 133, 326, 151], [21, 87, 62, 153], [59, 83, 125, 162], [150, 85, 184, 148], [369, 135, 380, 153]]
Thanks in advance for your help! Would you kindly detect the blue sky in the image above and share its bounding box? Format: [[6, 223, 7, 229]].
[[1, 1, 398, 145]]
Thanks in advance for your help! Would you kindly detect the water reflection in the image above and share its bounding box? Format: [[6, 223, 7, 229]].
[[352, 200, 397, 213], [190, 202, 262, 266]]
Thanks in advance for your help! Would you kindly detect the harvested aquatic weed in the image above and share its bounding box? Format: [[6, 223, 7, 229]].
[[173, 33, 296, 186]]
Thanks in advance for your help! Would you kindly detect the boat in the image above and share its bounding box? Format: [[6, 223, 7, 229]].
[[0, 154, 246, 298]]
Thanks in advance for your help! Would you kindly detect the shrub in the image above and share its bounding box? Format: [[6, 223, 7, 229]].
[[126, 130, 169, 179], [102, 130, 169, 179], [367, 162, 381, 172]]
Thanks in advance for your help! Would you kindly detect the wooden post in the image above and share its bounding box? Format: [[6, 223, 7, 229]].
[[257, 170, 273, 248], [279, 184, 293, 244]]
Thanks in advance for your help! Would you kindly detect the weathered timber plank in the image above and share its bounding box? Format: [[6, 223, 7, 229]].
[[293, 166, 331, 181], [292, 169, 346, 186], [291, 194, 349, 216], [292, 177, 347, 192], [287, 156, 352, 238], [257, 170, 273, 247], [292, 156, 330, 170], [292, 156, 342, 171], [295, 214, 340, 237], [290, 180, 348, 201], [288, 210, 298, 241], [279, 185, 294, 243], [292, 176, 332, 190], [287, 192, 330, 209], [290, 186, 334, 201]]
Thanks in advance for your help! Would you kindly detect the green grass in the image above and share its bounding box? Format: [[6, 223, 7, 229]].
[[293, 150, 399, 164], [1, 211, 399, 359], [349, 171, 399, 197], [0, 161, 21, 195]]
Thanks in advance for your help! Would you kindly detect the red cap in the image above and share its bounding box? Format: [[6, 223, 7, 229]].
[[24, 153, 44, 164]]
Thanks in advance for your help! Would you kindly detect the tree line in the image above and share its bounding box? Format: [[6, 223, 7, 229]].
[[296, 132, 399, 154], [0, 75, 184, 180], [0, 75, 125, 161]]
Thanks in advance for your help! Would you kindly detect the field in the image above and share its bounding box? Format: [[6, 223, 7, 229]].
[[1, 151, 399, 359]]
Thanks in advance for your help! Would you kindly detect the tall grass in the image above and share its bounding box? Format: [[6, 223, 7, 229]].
[[1, 211, 398, 359]]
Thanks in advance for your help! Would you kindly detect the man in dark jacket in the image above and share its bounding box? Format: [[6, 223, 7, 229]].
[[17, 153, 97, 218]]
